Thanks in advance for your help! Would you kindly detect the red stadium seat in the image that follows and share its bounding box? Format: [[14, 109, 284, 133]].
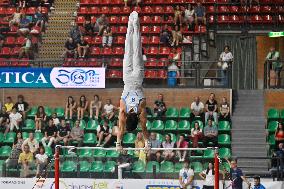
[[5, 36, 15, 45], [19, 58, 29, 67], [0, 58, 8, 66], [217, 0, 228, 3], [249, 15, 262, 23], [157, 70, 167, 79], [141, 16, 152, 24], [143, 6, 153, 14], [91, 16, 96, 23], [0, 7, 6, 15], [122, 6, 131, 14], [31, 37, 38, 44], [218, 15, 230, 23], [157, 58, 168, 67], [111, 7, 121, 14], [112, 0, 123, 4], [147, 47, 159, 55], [163, 16, 173, 24], [16, 37, 25, 45], [207, 6, 215, 13], [92, 0, 100, 4], [113, 47, 124, 55], [0, 47, 11, 56], [93, 36, 102, 44], [218, 6, 229, 13], [153, 16, 162, 23], [145, 58, 157, 67], [145, 70, 157, 78], [109, 58, 122, 67], [101, 0, 111, 4], [26, 7, 36, 15], [76, 58, 87, 67], [164, 6, 174, 13], [279, 15, 284, 23], [208, 15, 214, 24], [111, 26, 117, 33], [90, 47, 101, 55], [141, 26, 150, 33], [117, 26, 127, 33], [78, 7, 88, 14], [207, 0, 216, 3], [116, 36, 125, 44], [263, 15, 273, 23], [141, 36, 149, 45], [76, 16, 85, 24], [149, 36, 160, 44], [109, 16, 119, 24], [63, 58, 74, 67], [248, 6, 260, 13], [230, 15, 244, 24], [107, 70, 122, 78], [121, 16, 128, 23], [80, 0, 91, 4], [159, 47, 170, 55], [229, 6, 239, 13], [102, 47, 112, 55], [261, 6, 272, 13], [11, 47, 21, 56], [279, 6, 284, 13], [6, 7, 16, 15], [89, 58, 102, 67], [9, 58, 19, 67], [100, 6, 109, 14], [90, 7, 99, 14], [152, 26, 161, 33], [154, 6, 164, 14], [83, 36, 92, 44]]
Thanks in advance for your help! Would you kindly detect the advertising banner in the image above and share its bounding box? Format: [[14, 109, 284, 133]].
[[0, 178, 283, 189], [0, 67, 105, 88]]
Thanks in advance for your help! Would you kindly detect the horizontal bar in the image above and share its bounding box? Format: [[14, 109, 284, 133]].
[[56, 145, 217, 151]]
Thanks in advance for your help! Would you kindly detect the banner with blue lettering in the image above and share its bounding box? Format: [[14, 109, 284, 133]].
[[0, 67, 105, 88]]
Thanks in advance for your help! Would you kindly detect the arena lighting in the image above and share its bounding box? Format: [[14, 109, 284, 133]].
[[268, 32, 284, 38]]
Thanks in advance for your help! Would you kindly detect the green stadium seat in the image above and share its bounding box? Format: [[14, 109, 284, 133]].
[[146, 161, 160, 173], [80, 120, 87, 129], [27, 106, 37, 117], [191, 162, 203, 173], [218, 134, 231, 146], [267, 108, 279, 119], [174, 162, 183, 173], [220, 162, 230, 172], [203, 149, 214, 159], [0, 160, 4, 172], [0, 146, 12, 157], [218, 121, 231, 132], [83, 133, 97, 145], [0, 133, 4, 143], [86, 119, 99, 131], [34, 132, 43, 142], [123, 133, 136, 144], [106, 150, 120, 158], [156, 133, 164, 142], [268, 134, 275, 145], [22, 132, 29, 140], [23, 119, 35, 131], [179, 107, 191, 118], [61, 161, 76, 172], [280, 109, 284, 119], [3, 132, 16, 144], [54, 107, 65, 117], [79, 149, 93, 158], [178, 120, 191, 131], [132, 160, 145, 173], [268, 121, 278, 133], [219, 148, 231, 158], [160, 161, 174, 173], [93, 149, 106, 158], [138, 120, 151, 131], [104, 161, 116, 172], [191, 120, 204, 130], [90, 161, 103, 172], [166, 107, 179, 118], [164, 120, 177, 131], [151, 120, 164, 130], [44, 106, 53, 117], [45, 146, 53, 157], [79, 161, 90, 172], [167, 133, 177, 143]]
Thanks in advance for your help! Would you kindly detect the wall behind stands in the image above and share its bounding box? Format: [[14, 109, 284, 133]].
[[256, 36, 284, 89], [0, 88, 231, 109], [265, 90, 284, 113]]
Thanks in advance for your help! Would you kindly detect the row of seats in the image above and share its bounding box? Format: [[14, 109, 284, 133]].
[[0, 58, 30, 67], [0, 7, 48, 15], [267, 108, 284, 120], [209, 15, 283, 24]]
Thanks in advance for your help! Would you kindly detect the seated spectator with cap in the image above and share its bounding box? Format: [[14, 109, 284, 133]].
[[96, 118, 112, 147], [190, 96, 204, 122], [203, 119, 218, 147]]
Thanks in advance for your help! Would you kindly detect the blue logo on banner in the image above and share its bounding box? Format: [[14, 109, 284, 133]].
[[55, 69, 99, 85]]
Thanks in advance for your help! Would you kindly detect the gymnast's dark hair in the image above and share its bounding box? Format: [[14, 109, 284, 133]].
[[206, 162, 215, 175], [126, 112, 139, 132]]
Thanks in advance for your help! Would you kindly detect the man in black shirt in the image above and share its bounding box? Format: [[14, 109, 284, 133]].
[[63, 37, 77, 58], [77, 36, 89, 58], [13, 95, 29, 120], [42, 119, 57, 148], [153, 94, 167, 118], [205, 93, 218, 124], [56, 119, 71, 146], [0, 106, 9, 130]]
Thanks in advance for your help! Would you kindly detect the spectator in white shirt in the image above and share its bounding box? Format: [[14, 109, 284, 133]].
[[179, 161, 194, 189], [161, 134, 175, 161], [35, 147, 48, 178], [184, 4, 195, 30], [199, 162, 225, 189], [96, 118, 112, 147], [52, 113, 60, 127], [190, 96, 204, 122], [218, 46, 233, 87], [102, 99, 115, 121], [9, 107, 22, 132], [22, 133, 39, 154]]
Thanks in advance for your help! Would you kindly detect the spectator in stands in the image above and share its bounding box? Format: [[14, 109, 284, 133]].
[[147, 132, 161, 162], [219, 97, 230, 121], [134, 132, 145, 158], [9, 107, 22, 133], [18, 14, 31, 36], [34, 7, 45, 32], [205, 93, 218, 124], [56, 119, 71, 146], [8, 8, 22, 27], [219, 45, 233, 87], [70, 22, 81, 44], [0, 107, 9, 132], [168, 57, 180, 87], [153, 94, 167, 118], [162, 134, 175, 161], [184, 4, 195, 31], [169, 48, 181, 63], [117, 150, 133, 176], [77, 36, 89, 58], [52, 113, 60, 127], [90, 95, 102, 120], [179, 160, 194, 189], [174, 5, 183, 26], [70, 120, 84, 146], [35, 146, 48, 178], [194, 2, 206, 25], [18, 144, 33, 177], [171, 25, 182, 47], [270, 143, 284, 177], [102, 26, 113, 47], [203, 119, 218, 147], [176, 134, 189, 162], [190, 121, 203, 148], [63, 38, 77, 58], [266, 47, 281, 88], [7, 132, 23, 167], [94, 14, 108, 36], [19, 35, 32, 58], [14, 94, 29, 119], [190, 96, 204, 122], [42, 119, 57, 148], [96, 118, 112, 147], [19, 0, 26, 8], [35, 106, 46, 133], [102, 99, 115, 122], [5, 96, 14, 113], [65, 96, 77, 120], [199, 162, 225, 189], [275, 122, 284, 149], [22, 132, 39, 154], [252, 176, 265, 189], [160, 24, 172, 46], [77, 95, 88, 120], [83, 17, 94, 35]]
